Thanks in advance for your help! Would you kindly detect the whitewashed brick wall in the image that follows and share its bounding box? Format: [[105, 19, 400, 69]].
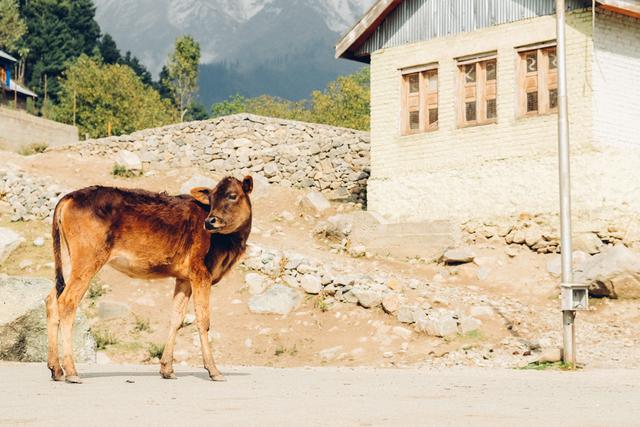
[[593, 10, 640, 148], [367, 10, 638, 224]]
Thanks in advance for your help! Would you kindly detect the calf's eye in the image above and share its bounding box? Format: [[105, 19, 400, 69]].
[[227, 194, 238, 201]]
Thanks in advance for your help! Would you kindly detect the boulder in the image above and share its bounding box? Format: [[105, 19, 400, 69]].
[[419, 314, 458, 337], [442, 247, 476, 264], [114, 150, 142, 171], [300, 274, 323, 295], [396, 305, 415, 323], [351, 287, 382, 309], [0, 276, 95, 362], [574, 244, 640, 298], [0, 228, 24, 264], [179, 174, 216, 194], [245, 272, 269, 295], [546, 251, 590, 278], [381, 293, 400, 314], [299, 191, 331, 213], [248, 284, 302, 315], [460, 317, 482, 334], [573, 232, 603, 255]]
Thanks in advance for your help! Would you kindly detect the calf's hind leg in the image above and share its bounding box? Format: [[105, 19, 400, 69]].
[[160, 279, 192, 379], [46, 287, 64, 381], [58, 252, 109, 383]]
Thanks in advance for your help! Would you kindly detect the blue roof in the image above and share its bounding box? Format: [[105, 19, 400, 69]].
[[0, 49, 17, 63]]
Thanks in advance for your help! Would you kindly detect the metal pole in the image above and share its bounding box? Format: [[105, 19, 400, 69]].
[[556, 0, 575, 366]]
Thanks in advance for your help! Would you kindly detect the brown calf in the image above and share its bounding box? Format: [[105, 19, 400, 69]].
[[46, 176, 253, 383]]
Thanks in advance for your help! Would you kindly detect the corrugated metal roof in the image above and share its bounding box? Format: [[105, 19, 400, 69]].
[[6, 80, 38, 98], [0, 49, 17, 63], [337, 0, 594, 62], [355, 0, 591, 58]]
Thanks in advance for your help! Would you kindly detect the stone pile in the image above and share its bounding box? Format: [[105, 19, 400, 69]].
[[240, 244, 482, 337], [462, 214, 625, 255], [56, 114, 371, 204], [0, 167, 68, 222]]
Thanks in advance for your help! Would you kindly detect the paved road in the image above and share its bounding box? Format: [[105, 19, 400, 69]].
[[1, 363, 638, 426]]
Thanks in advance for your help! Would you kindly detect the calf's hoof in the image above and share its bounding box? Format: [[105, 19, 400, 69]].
[[65, 375, 83, 384], [210, 374, 226, 382], [49, 367, 65, 382], [161, 371, 177, 380]]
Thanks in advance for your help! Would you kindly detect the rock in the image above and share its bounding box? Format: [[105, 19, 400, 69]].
[[421, 315, 458, 337], [574, 244, 640, 298], [396, 305, 415, 323], [505, 245, 519, 257], [19, 259, 33, 270], [470, 305, 494, 318], [183, 313, 196, 326], [248, 285, 302, 315], [97, 301, 130, 320], [573, 232, 603, 255], [0, 276, 95, 362], [319, 345, 343, 361], [300, 274, 322, 295], [442, 248, 475, 264], [537, 348, 563, 363], [546, 251, 590, 278], [33, 237, 45, 247], [460, 317, 482, 334], [381, 293, 400, 313], [0, 228, 24, 264], [524, 227, 543, 248], [351, 287, 382, 308], [179, 174, 216, 194], [299, 191, 331, 213], [114, 150, 142, 171], [348, 244, 366, 258], [476, 266, 491, 281], [245, 272, 269, 295]]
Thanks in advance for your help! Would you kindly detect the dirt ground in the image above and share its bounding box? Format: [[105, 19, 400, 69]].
[[1, 149, 640, 371], [1, 362, 639, 427]]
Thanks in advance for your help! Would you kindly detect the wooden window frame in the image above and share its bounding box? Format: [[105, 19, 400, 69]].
[[517, 42, 558, 117], [400, 64, 439, 136], [456, 54, 497, 128]]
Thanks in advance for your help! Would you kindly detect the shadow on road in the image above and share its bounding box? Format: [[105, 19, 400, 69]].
[[81, 370, 250, 381]]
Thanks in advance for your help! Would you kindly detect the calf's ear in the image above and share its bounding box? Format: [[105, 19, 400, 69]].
[[242, 176, 253, 194], [190, 187, 211, 205]]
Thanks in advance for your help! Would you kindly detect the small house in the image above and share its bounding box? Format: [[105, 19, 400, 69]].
[[0, 49, 37, 110], [337, 0, 640, 224]]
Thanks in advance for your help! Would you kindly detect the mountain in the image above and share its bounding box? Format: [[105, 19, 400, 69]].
[[94, 0, 373, 104]]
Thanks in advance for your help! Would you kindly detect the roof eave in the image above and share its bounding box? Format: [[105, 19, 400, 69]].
[[335, 0, 403, 62], [597, 0, 640, 18]]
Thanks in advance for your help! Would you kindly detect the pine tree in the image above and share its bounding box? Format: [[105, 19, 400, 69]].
[[98, 33, 120, 64]]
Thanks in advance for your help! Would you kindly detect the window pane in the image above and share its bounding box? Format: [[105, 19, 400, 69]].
[[549, 89, 558, 109], [429, 108, 438, 126], [464, 64, 476, 83], [487, 99, 497, 119], [408, 74, 419, 93], [409, 111, 420, 130], [549, 49, 557, 70], [527, 91, 538, 112], [465, 102, 476, 122], [525, 52, 537, 73], [427, 72, 438, 91], [486, 60, 497, 81]]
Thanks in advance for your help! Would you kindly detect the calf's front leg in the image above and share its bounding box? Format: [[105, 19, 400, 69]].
[[191, 280, 225, 381], [160, 278, 192, 379]]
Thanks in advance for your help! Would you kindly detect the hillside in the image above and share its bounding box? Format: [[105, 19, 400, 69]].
[[94, 0, 373, 104]]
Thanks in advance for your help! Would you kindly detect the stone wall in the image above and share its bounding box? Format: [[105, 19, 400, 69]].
[[0, 107, 78, 152], [58, 114, 370, 204]]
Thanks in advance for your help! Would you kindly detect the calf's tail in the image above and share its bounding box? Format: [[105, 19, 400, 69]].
[[52, 199, 66, 297]]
